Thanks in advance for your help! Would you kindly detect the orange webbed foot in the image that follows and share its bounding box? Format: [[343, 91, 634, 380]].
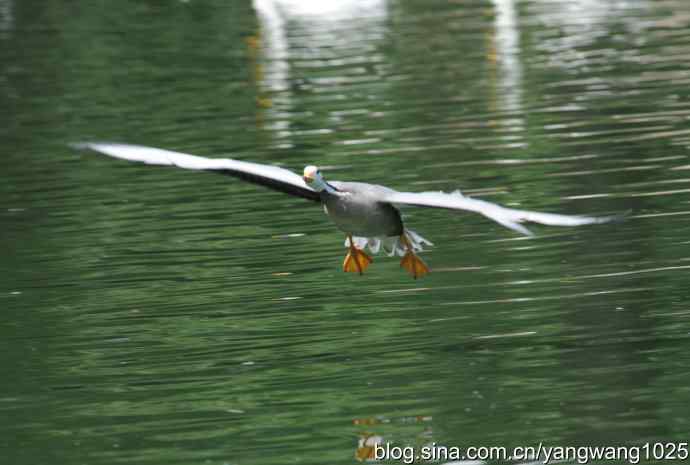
[[400, 251, 430, 279], [343, 247, 373, 275]]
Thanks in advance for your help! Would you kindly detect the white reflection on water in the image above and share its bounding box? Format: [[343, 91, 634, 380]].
[[490, 0, 525, 135], [251, 0, 388, 144], [0, 0, 13, 33], [529, 0, 650, 66], [252, 0, 291, 139], [256, 0, 385, 19]]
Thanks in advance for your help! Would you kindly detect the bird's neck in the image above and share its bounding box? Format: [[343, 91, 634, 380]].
[[313, 177, 338, 194]]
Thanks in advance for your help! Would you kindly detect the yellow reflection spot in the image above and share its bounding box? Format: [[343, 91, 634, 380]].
[[355, 434, 383, 462], [257, 96, 272, 108], [245, 35, 261, 51]]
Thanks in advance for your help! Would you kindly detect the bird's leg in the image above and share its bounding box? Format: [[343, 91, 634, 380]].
[[343, 235, 372, 275], [399, 233, 430, 279]]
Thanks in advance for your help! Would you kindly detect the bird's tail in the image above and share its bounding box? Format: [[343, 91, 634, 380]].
[[346, 229, 433, 257]]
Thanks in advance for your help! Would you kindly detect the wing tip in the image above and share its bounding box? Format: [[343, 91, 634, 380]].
[[583, 210, 631, 225], [69, 141, 93, 151], [70, 141, 125, 153], [607, 209, 632, 224], [516, 223, 535, 237]]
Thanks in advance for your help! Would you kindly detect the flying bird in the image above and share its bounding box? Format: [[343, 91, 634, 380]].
[[74, 142, 614, 278]]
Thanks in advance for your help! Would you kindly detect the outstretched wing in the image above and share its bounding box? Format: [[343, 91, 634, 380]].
[[383, 190, 614, 236], [73, 142, 320, 201]]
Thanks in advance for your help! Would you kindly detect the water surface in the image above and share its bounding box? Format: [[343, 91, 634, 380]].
[[3, 0, 690, 464]]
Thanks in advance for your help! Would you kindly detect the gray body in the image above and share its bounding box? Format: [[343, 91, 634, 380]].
[[322, 181, 403, 237]]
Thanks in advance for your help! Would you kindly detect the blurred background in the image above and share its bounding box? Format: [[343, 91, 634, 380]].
[[2, 0, 690, 464]]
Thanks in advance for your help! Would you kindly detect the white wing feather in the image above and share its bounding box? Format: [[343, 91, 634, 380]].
[[73, 142, 319, 201], [384, 191, 614, 236]]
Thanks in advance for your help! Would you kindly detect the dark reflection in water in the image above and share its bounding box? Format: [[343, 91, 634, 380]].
[[3, 0, 690, 464]]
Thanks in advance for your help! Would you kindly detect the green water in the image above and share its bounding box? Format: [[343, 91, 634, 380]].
[[3, 0, 690, 464]]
